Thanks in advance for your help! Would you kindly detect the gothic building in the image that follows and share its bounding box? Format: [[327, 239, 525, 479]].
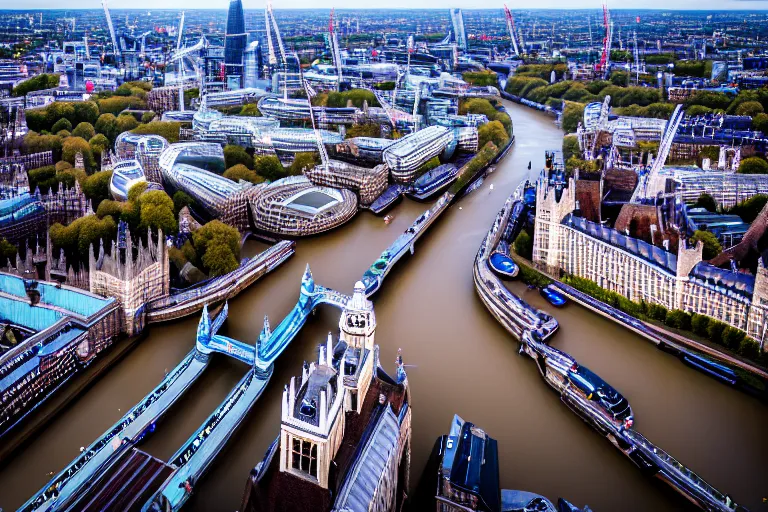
[[88, 224, 170, 335], [533, 170, 768, 347], [241, 281, 411, 512]]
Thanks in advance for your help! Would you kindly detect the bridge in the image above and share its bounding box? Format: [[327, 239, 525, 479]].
[[20, 266, 349, 512], [361, 191, 454, 297]]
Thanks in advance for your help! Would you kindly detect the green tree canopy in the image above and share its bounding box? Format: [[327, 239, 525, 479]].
[[82, 170, 113, 210], [22, 131, 63, 160], [0, 238, 17, 266], [138, 190, 177, 234], [223, 164, 264, 184], [115, 114, 140, 134], [239, 104, 261, 116], [345, 123, 381, 139], [289, 152, 318, 175], [562, 134, 580, 161], [51, 118, 73, 133], [561, 102, 585, 134], [50, 214, 117, 262], [693, 193, 717, 212], [462, 70, 497, 86], [735, 101, 764, 117], [172, 190, 195, 215], [72, 122, 95, 141], [738, 157, 768, 175], [73, 102, 100, 125], [130, 121, 181, 143], [95, 113, 118, 141], [728, 194, 768, 223], [223, 145, 253, 170], [12, 73, 60, 96], [478, 120, 509, 149], [689, 230, 722, 260], [141, 111, 156, 123], [192, 220, 241, 277], [254, 155, 286, 182], [62, 136, 95, 171]]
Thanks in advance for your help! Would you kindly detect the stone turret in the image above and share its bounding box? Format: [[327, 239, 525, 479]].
[[533, 160, 577, 272], [676, 239, 703, 279]]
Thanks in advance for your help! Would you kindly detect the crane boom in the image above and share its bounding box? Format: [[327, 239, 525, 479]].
[[102, 0, 120, 56], [503, 4, 520, 57], [329, 9, 343, 90], [177, 11, 185, 51]]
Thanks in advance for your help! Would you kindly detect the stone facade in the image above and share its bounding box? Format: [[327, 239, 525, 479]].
[[89, 227, 170, 335], [534, 173, 768, 347]]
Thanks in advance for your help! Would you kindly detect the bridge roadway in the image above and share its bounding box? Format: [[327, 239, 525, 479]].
[[19, 267, 350, 512], [361, 191, 454, 297], [474, 185, 746, 512]]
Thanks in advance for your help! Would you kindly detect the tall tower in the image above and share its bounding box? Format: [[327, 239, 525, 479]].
[[224, 0, 247, 89], [450, 9, 467, 51], [532, 159, 576, 273]]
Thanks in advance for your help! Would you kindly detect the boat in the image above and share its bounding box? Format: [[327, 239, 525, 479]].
[[540, 285, 567, 307], [681, 351, 738, 386], [489, 241, 519, 279], [407, 164, 459, 201], [384, 214, 394, 224], [566, 362, 634, 426], [369, 184, 405, 215]]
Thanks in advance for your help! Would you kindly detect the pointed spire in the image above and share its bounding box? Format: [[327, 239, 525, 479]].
[[302, 361, 309, 386]]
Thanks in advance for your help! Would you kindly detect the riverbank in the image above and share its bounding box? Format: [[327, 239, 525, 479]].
[[0, 331, 146, 465]]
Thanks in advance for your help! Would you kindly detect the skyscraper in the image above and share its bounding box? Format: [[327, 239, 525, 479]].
[[450, 8, 467, 51], [224, 0, 247, 88]]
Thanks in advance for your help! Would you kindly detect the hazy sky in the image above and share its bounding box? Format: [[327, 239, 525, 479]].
[[7, 0, 768, 9]]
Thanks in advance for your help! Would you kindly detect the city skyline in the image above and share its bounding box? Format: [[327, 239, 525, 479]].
[[8, 1, 768, 10]]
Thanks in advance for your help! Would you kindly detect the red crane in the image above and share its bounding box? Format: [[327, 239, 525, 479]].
[[597, 1, 611, 75]]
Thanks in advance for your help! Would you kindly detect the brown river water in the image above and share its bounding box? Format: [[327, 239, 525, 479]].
[[0, 101, 766, 512]]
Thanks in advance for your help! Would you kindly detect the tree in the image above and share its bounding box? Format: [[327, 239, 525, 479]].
[[239, 104, 261, 116], [97, 95, 146, 116], [12, 73, 60, 96], [50, 214, 117, 262], [689, 230, 722, 260], [707, 320, 727, 345], [459, 98, 497, 118], [138, 190, 177, 234], [0, 238, 17, 266], [172, 191, 195, 215], [561, 102, 585, 134], [141, 111, 156, 123], [728, 194, 768, 223], [345, 123, 381, 139], [55, 160, 73, 172], [62, 136, 95, 171], [95, 113, 118, 141], [691, 313, 710, 336], [254, 155, 286, 182], [738, 156, 768, 174], [738, 337, 761, 360], [562, 135, 580, 162], [665, 309, 692, 330], [96, 199, 125, 219], [223, 145, 253, 170], [51, 118, 72, 134], [82, 170, 112, 210], [27, 165, 58, 193], [89, 134, 110, 165], [22, 131, 63, 160], [513, 231, 533, 259], [462, 70, 497, 86], [224, 164, 264, 184], [131, 121, 181, 143], [478, 120, 509, 150], [116, 114, 139, 134], [693, 193, 717, 212], [735, 101, 764, 117], [722, 326, 746, 351], [686, 105, 713, 117], [72, 122, 95, 141], [192, 220, 241, 277], [753, 113, 768, 134], [289, 152, 318, 175], [73, 102, 100, 125]]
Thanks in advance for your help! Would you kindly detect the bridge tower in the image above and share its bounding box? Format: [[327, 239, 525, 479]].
[[338, 281, 376, 413], [279, 331, 346, 489]]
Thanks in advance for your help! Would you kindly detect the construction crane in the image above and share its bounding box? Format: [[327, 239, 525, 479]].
[[297, 54, 330, 171], [633, 30, 640, 84], [597, 0, 612, 80], [265, 1, 287, 67], [503, 4, 520, 57], [102, 0, 120, 57], [138, 31, 151, 58], [328, 9, 343, 91], [632, 104, 684, 201], [405, 35, 414, 81], [176, 11, 185, 51]]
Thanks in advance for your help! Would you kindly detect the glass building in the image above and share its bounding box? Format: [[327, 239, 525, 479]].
[[224, 0, 247, 89]]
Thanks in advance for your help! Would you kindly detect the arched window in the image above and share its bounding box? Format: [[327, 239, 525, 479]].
[[291, 437, 318, 478]]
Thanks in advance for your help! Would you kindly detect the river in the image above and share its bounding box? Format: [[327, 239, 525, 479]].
[[0, 101, 766, 512]]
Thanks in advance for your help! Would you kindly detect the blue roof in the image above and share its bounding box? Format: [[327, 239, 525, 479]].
[[564, 214, 678, 274], [689, 262, 755, 301], [0, 356, 39, 391], [0, 274, 114, 328], [0, 295, 63, 331], [0, 193, 45, 227]]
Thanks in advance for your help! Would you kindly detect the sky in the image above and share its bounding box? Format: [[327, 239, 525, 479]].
[[0, 0, 768, 10], [5, 0, 768, 9]]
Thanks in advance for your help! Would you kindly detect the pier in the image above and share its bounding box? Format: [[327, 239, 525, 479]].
[[474, 185, 747, 512]]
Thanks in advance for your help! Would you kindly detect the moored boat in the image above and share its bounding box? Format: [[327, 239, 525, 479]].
[[369, 184, 405, 215], [540, 284, 568, 307], [407, 163, 459, 201]]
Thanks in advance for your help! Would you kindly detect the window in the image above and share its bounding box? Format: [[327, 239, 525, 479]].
[[291, 437, 318, 478]]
